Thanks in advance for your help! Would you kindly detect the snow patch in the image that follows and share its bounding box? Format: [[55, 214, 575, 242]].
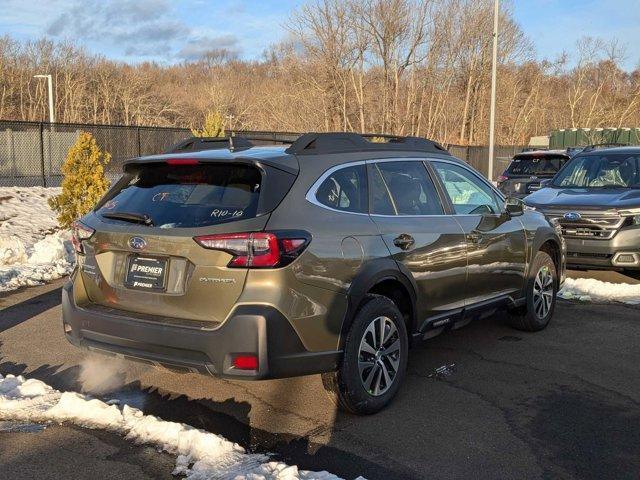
[[0, 373, 361, 480], [0, 187, 75, 292], [559, 277, 640, 305]]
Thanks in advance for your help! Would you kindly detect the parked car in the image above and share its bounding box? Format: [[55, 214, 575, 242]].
[[63, 132, 565, 414], [497, 150, 571, 198], [525, 146, 640, 280]]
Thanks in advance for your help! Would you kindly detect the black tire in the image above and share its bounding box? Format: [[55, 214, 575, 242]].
[[322, 294, 408, 415], [509, 250, 558, 332]]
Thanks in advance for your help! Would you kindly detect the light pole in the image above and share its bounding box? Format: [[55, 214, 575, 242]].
[[34, 74, 55, 124], [487, 0, 499, 182]]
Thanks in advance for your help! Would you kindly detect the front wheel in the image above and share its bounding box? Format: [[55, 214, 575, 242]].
[[322, 295, 408, 415], [509, 250, 558, 332]]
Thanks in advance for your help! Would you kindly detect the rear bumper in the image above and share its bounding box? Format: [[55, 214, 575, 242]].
[[498, 179, 547, 198], [62, 282, 340, 380], [497, 184, 525, 198], [564, 228, 640, 271]]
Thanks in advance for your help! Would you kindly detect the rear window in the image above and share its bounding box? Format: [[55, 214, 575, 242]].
[[97, 163, 262, 228], [507, 156, 566, 175]]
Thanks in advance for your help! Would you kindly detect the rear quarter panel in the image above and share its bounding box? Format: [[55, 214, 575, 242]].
[[265, 156, 392, 350]]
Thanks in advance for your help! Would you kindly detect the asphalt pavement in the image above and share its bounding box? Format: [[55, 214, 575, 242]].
[[1, 272, 639, 480]]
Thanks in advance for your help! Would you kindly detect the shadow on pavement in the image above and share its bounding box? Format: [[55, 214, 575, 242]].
[[0, 355, 419, 480], [0, 287, 62, 333]]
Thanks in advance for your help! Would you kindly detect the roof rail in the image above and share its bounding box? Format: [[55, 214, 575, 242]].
[[284, 132, 448, 155], [165, 136, 254, 153], [581, 142, 630, 152]]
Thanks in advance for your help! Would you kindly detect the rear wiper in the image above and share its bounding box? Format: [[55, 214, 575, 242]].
[[101, 211, 154, 226]]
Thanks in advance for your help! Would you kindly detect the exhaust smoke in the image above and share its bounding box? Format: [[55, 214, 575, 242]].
[[78, 354, 128, 394]]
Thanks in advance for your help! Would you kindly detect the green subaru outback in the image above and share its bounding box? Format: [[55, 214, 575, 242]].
[[63, 133, 565, 414]]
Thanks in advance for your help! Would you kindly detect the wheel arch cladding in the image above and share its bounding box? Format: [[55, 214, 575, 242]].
[[539, 239, 561, 277], [342, 258, 417, 348], [533, 227, 562, 278]]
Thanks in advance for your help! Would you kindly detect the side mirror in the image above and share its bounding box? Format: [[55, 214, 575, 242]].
[[539, 179, 551, 188], [505, 197, 524, 216]]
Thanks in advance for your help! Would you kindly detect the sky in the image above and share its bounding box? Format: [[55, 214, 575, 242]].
[[0, 0, 639, 69]]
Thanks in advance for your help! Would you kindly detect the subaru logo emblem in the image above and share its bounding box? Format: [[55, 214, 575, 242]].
[[128, 236, 147, 250], [564, 212, 581, 221]]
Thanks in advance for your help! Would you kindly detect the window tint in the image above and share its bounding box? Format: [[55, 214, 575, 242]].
[[507, 156, 566, 175], [369, 165, 395, 214], [433, 162, 500, 215], [315, 164, 368, 213], [370, 161, 443, 215], [96, 163, 261, 228], [553, 154, 640, 188]]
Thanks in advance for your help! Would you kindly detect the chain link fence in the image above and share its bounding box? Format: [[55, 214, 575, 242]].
[[0, 120, 525, 186], [0, 120, 190, 187]]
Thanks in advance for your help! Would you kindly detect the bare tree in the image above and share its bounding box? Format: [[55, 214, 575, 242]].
[[0, 2, 638, 146]]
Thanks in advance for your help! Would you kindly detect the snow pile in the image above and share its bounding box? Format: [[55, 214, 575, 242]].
[[0, 374, 358, 480], [559, 277, 640, 305], [0, 187, 75, 292]]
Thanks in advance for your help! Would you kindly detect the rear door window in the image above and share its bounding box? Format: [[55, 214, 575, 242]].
[[314, 164, 368, 213], [369, 161, 444, 215], [96, 163, 261, 228], [507, 156, 566, 175]]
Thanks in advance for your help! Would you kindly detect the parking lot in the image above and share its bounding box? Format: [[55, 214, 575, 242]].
[[1, 271, 639, 480]]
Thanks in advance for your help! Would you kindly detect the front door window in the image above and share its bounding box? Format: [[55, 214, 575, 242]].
[[432, 162, 500, 215]]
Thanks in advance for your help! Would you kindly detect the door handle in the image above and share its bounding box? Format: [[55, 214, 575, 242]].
[[466, 230, 483, 244], [393, 234, 415, 250]]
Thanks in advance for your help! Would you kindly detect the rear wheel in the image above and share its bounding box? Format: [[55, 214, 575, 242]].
[[509, 250, 557, 332], [322, 295, 408, 415]]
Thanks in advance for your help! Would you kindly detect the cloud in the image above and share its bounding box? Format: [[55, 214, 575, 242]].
[[44, 0, 239, 61], [177, 34, 240, 61]]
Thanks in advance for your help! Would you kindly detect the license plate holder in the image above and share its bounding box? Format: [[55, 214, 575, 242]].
[[124, 255, 168, 291]]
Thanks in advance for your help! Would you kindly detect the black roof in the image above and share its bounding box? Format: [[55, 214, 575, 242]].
[[124, 132, 454, 174], [578, 145, 640, 156], [513, 149, 570, 159]]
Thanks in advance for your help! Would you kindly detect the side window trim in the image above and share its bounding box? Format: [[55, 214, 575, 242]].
[[366, 158, 446, 217], [305, 160, 369, 216]]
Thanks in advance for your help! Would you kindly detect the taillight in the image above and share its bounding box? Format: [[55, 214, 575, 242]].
[[497, 174, 509, 184], [71, 221, 95, 254], [194, 231, 310, 268]]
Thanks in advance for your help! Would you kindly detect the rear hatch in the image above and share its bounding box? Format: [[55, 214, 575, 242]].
[[499, 154, 568, 195], [77, 159, 296, 325]]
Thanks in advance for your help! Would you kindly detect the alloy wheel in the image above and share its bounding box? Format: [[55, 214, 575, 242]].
[[533, 265, 554, 319], [358, 316, 401, 396]]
